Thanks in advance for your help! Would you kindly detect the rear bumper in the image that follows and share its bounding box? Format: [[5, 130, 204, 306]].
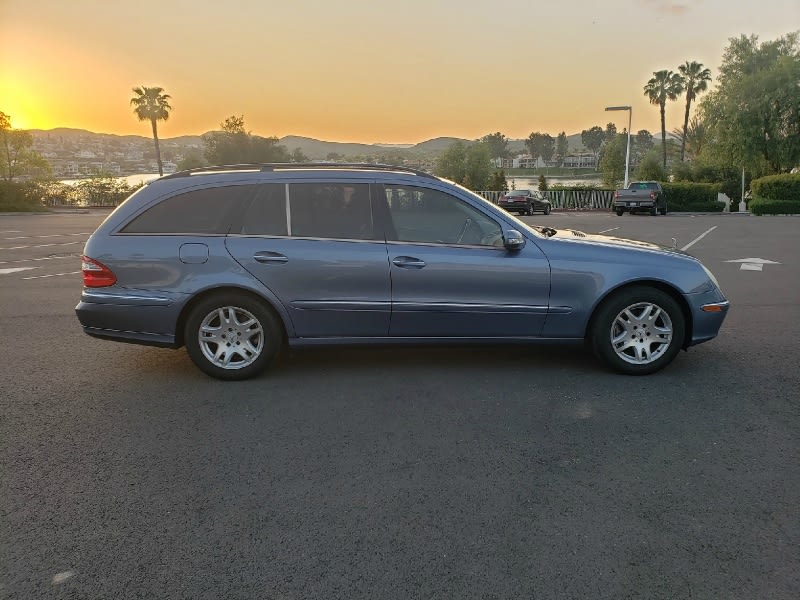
[[75, 288, 183, 348]]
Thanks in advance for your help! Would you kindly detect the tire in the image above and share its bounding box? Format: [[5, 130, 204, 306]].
[[184, 292, 282, 380], [615, 209, 624, 216], [590, 286, 685, 375], [650, 206, 657, 216], [661, 203, 668, 216], [526, 204, 534, 216], [543, 204, 551, 215]]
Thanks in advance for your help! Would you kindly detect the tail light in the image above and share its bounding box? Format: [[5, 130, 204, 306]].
[[650, 191, 657, 199], [614, 191, 620, 198], [81, 255, 117, 287]]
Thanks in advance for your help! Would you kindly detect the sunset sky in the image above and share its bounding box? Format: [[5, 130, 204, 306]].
[[1, 0, 797, 144]]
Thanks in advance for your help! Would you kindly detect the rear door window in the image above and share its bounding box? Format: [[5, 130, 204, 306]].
[[121, 184, 258, 234], [288, 183, 373, 240]]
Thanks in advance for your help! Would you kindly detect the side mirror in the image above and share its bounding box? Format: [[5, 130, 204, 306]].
[[504, 229, 526, 251]]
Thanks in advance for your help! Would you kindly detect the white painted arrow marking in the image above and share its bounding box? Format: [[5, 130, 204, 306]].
[[725, 258, 781, 271]]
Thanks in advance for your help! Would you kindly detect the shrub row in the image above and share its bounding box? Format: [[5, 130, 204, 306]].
[[662, 182, 725, 212], [751, 173, 800, 202], [749, 195, 800, 215], [0, 181, 48, 212]]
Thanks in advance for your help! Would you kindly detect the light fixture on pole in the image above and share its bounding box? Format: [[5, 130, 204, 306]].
[[605, 105, 632, 188]]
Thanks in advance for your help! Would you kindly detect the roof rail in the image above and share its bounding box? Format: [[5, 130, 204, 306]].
[[160, 162, 437, 180]]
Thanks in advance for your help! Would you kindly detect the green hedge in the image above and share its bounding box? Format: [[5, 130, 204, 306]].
[[749, 195, 800, 215], [662, 182, 725, 212], [751, 173, 800, 202], [0, 181, 47, 212]]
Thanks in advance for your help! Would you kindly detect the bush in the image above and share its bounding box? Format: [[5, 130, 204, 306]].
[[749, 195, 800, 215], [0, 181, 47, 212], [662, 182, 725, 212], [751, 173, 800, 202]]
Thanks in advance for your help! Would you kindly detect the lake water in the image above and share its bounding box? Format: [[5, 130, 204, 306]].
[[60, 173, 161, 186], [509, 176, 602, 189]]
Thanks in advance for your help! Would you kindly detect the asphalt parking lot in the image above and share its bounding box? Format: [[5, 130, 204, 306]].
[[1, 209, 798, 599]]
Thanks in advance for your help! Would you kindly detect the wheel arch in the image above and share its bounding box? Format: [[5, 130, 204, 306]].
[[585, 280, 693, 349], [175, 286, 289, 348]]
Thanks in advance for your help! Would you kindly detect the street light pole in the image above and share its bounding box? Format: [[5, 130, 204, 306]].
[[605, 105, 632, 188]]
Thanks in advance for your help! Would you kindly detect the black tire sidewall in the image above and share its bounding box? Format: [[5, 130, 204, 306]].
[[590, 286, 686, 375], [184, 293, 281, 380]]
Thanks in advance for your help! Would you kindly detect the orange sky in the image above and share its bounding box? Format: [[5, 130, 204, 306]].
[[1, 0, 797, 143]]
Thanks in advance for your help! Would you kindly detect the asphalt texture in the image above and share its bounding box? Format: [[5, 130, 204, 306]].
[[1, 210, 798, 599]]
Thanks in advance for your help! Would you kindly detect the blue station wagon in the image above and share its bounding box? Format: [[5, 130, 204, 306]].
[[76, 163, 729, 379]]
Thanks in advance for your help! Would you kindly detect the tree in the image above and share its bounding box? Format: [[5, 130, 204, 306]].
[[525, 132, 555, 163], [599, 134, 626, 188], [556, 132, 568, 165], [671, 117, 706, 160], [434, 141, 492, 190], [203, 115, 290, 165], [634, 149, 666, 181], [643, 70, 683, 170], [605, 122, 618, 142], [1, 112, 51, 181], [291, 147, 309, 163], [176, 148, 206, 171], [676, 61, 712, 161], [699, 33, 800, 175], [488, 170, 509, 192], [581, 126, 605, 159], [480, 132, 510, 159], [633, 130, 654, 163], [130, 86, 172, 176], [538, 174, 548, 191]]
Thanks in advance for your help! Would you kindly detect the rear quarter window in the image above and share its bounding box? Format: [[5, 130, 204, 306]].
[[120, 185, 259, 234]]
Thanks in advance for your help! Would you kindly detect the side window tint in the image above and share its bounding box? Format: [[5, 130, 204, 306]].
[[239, 184, 288, 236], [289, 183, 373, 240], [383, 185, 503, 246], [121, 185, 256, 234]]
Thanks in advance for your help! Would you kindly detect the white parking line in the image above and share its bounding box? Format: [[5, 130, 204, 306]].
[[598, 227, 620, 234], [681, 226, 718, 251], [0, 241, 84, 251], [2, 232, 91, 240], [22, 270, 81, 280], [0, 266, 39, 275], [0, 255, 78, 265], [0, 230, 22, 233]]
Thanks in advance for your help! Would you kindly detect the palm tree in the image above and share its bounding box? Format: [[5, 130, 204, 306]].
[[130, 86, 172, 176], [671, 116, 707, 160], [677, 61, 712, 161], [643, 70, 683, 170]]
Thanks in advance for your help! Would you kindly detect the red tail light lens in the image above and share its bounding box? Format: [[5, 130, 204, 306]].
[[81, 255, 117, 287]]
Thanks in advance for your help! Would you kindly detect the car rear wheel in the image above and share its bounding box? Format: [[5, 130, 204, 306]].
[[185, 293, 282, 380], [590, 286, 685, 375], [615, 209, 624, 216]]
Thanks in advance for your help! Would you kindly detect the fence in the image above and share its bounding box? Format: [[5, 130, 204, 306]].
[[476, 189, 614, 210]]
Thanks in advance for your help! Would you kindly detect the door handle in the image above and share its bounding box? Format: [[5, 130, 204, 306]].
[[392, 256, 426, 269], [253, 251, 288, 264]]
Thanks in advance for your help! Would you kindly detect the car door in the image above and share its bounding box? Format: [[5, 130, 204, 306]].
[[224, 182, 391, 338], [378, 184, 551, 337]]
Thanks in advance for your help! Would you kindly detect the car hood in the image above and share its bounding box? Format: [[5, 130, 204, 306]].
[[549, 228, 692, 258]]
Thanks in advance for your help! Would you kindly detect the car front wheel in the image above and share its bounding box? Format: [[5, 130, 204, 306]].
[[590, 286, 685, 375], [184, 293, 282, 380], [543, 204, 551, 215]]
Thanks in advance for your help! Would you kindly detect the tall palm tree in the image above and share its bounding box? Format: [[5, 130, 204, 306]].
[[130, 86, 172, 176], [643, 70, 683, 170], [677, 61, 712, 161], [671, 116, 707, 160]]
